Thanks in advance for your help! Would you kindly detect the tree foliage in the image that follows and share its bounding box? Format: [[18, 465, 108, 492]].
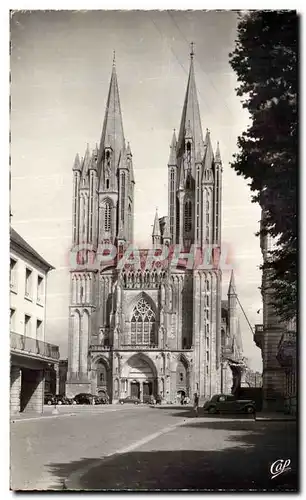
[[229, 10, 298, 322]]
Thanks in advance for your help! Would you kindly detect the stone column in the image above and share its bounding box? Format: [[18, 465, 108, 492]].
[[24, 370, 44, 414], [10, 366, 21, 415], [55, 364, 60, 394]]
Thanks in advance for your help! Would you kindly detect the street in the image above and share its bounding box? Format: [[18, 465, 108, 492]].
[[10, 405, 298, 491]]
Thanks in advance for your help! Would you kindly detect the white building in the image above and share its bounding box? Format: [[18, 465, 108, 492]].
[[10, 227, 60, 414]]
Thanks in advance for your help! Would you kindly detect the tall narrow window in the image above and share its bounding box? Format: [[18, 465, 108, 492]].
[[184, 200, 192, 233], [10, 258, 17, 291], [37, 276, 44, 303], [120, 172, 126, 222], [104, 202, 111, 232], [24, 314, 31, 336], [25, 268, 32, 298], [176, 198, 180, 242], [106, 179, 110, 189], [36, 319, 43, 339], [170, 169, 175, 238], [10, 308, 15, 331]]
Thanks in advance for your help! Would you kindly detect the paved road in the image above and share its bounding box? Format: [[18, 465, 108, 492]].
[[10, 405, 298, 491]]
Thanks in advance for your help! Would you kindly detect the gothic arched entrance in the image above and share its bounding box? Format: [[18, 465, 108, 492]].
[[121, 354, 157, 402], [176, 356, 190, 400], [91, 356, 111, 399]]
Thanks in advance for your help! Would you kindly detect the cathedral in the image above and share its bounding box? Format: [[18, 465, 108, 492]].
[[66, 48, 244, 403]]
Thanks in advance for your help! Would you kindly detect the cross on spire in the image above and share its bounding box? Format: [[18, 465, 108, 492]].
[[190, 41, 195, 59]]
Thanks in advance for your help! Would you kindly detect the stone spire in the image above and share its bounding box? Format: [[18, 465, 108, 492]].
[[73, 153, 81, 171], [152, 209, 161, 238], [98, 56, 125, 170], [228, 270, 236, 295], [177, 46, 204, 158], [215, 141, 221, 163], [82, 143, 91, 177], [168, 130, 177, 166]]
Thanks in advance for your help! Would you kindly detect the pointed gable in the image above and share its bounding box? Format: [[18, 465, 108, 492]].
[[177, 51, 204, 158]]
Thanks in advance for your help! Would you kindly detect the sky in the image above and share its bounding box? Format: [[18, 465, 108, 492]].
[[10, 10, 263, 371]]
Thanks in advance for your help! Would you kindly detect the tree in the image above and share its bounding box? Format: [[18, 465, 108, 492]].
[[229, 10, 298, 322]]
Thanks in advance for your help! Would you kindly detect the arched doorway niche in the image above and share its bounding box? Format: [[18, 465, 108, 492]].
[[121, 354, 158, 402], [91, 356, 111, 399], [176, 355, 190, 402]]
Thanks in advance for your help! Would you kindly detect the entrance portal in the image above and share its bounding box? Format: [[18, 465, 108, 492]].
[[131, 381, 140, 398], [122, 354, 157, 402]]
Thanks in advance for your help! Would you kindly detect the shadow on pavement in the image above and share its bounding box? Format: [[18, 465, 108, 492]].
[[45, 420, 298, 492]]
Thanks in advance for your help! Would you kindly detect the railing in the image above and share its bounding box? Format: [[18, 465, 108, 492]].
[[120, 344, 160, 350], [10, 332, 60, 360]]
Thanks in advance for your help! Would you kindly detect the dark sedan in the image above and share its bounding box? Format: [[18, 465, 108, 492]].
[[54, 395, 75, 405], [74, 393, 101, 405], [203, 394, 256, 414], [119, 395, 141, 405], [44, 393, 56, 405]]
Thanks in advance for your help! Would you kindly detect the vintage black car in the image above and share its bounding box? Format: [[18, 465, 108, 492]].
[[119, 395, 141, 405], [54, 395, 75, 405], [74, 393, 101, 405], [203, 394, 256, 414], [44, 393, 56, 405]]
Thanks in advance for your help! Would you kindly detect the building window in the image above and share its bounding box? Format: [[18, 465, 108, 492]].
[[184, 200, 192, 233], [99, 373, 104, 383], [25, 268, 33, 299], [106, 179, 109, 189], [206, 296, 209, 307], [36, 319, 43, 339], [206, 337, 209, 349], [24, 314, 31, 337], [120, 172, 126, 222], [10, 308, 15, 331], [104, 202, 111, 232], [206, 309, 209, 320], [206, 351, 209, 362], [206, 365, 209, 375], [206, 279, 209, 291], [207, 323, 210, 334], [37, 276, 44, 303], [130, 298, 155, 345], [179, 372, 184, 382], [10, 258, 17, 291]]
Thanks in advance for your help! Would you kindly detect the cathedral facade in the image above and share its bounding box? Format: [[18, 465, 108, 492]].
[[66, 49, 241, 403]]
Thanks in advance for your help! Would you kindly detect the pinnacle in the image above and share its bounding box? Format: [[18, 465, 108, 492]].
[[168, 130, 177, 165], [152, 209, 161, 237], [215, 141, 221, 162], [228, 269, 236, 294], [73, 153, 81, 171]]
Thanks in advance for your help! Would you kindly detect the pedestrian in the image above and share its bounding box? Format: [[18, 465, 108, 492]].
[[193, 392, 199, 417]]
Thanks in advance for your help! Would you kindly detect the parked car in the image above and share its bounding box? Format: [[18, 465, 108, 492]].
[[54, 395, 75, 405], [44, 393, 56, 405], [119, 395, 141, 405], [203, 394, 256, 414], [73, 393, 100, 405]]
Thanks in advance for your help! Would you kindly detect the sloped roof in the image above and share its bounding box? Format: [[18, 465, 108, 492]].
[[10, 227, 54, 271]]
